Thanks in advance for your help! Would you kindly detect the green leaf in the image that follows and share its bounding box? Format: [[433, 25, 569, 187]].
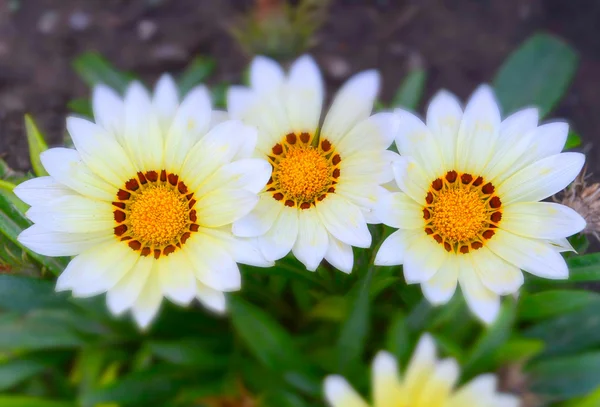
[[211, 82, 230, 109], [519, 290, 600, 321], [148, 339, 228, 369], [462, 299, 516, 377], [67, 98, 93, 117], [229, 296, 306, 371], [0, 275, 70, 313], [24, 115, 49, 177], [494, 33, 578, 117], [336, 269, 372, 373], [562, 385, 600, 407], [392, 69, 427, 110], [72, 52, 135, 94], [0, 358, 46, 391], [565, 131, 582, 150], [177, 56, 216, 96], [0, 397, 75, 407], [308, 296, 347, 321], [529, 352, 600, 400], [492, 338, 545, 364], [385, 311, 411, 365], [566, 253, 600, 282]]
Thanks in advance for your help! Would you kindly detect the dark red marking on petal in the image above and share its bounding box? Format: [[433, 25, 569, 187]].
[[141, 247, 151, 256], [490, 211, 502, 222], [117, 189, 131, 200], [332, 168, 340, 178], [114, 224, 128, 236], [473, 176, 483, 186], [461, 173, 473, 184], [163, 245, 176, 256], [112, 201, 126, 209], [300, 132, 310, 143], [332, 154, 341, 165], [321, 140, 331, 152], [483, 230, 495, 239], [190, 224, 199, 232], [460, 245, 469, 254], [273, 193, 284, 201], [189, 209, 197, 222], [432, 178, 443, 191], [471, 241, 483, 250], [125, 178, 140, 191], [482, 183, 495, 194], [128, 240, 142, 250], [178, 182, 188, 194], [426, 192, 433, 204], [489, 196, 502, 208], [272, 144, 283, 155], [445, 171, 457, 183], [285, 200, 295, 207], [168, 173, 178, 186], [113, 210, 126, 223], [300, 202, 311, 209], [423, 208, 431, 220], [444, 242, 452, 252], [286, 133, 297, 145], [145, 171, 158, 182]]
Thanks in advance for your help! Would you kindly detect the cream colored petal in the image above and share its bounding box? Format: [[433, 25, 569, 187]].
[[413, 358, 459, 406], [421, 255, 459, 305], [233, 193, 282, 238], [322, 70, 380, 144], [285, 55, 324, 132], [26, 195, 114, 233], [199, 226, 274, 267], [425, 90, 463, 169], [40, 148, 116, 201], [403, 232, 448, 284], [335, 182, 386, 215], [375, 191, 424, 229], [292, 208, 328, 271], [250, 56, 285, 92], [324, 376, 369, 407], [227, 86, 255, 119], [392, 157, 430, 204], [372, 351, 404, 407], [92, 84, 124, 138], [516, 122, 569, 168], [106, 255, 153, 315], [486, 229, 568, 279], [158, 252, 197, 305], [316, 194, 371, 248], [14, 176, 78, 206], [459, 267, 501, 324], [341, 150, 399, 185], [152, 73, 179, 133], [132, 265, 163, 329], [324, 235, 354, 274], [403, 334, 437, 398], [501, 202, 586, 239], [546, 237, 575, 253], [196, 158, 271, 197], [374, 229, 413, 266], [66, 117, 138, 186], [394, 108, 444, 180], [468, 247, 523, 296], [196, 188, 259, 228], [497, 152, 585, 205], [447, 374, 518, 407], [195, 281, 227, 314], [258, 206, 298, 261], [455, 85, 501, 175], [18, 224, 112, 257], [336, 112, 398, 157]]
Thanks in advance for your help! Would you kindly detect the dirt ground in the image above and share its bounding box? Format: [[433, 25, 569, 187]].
[[0, 0, 599, 174]]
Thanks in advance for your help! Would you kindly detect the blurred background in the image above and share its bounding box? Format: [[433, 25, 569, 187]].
[[0, 0, 599, 172]]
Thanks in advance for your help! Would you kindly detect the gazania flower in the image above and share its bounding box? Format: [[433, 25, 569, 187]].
[[228, 55, 399, 272], [375, 85, 585, 323], [324, 334, 519, 407], [15, 75, 272, 328]]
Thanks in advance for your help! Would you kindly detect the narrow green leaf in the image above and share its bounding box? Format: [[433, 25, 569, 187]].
[[177, 56, 216, 96], [72, 52, 135, 94], [229, 296, 306, 371], [392, 69, 427, 110], [0, 313, 84, 352], [24, 115, 49, 177], [494, 33, 578, 117], [529, 352, 600, 400], [0, 397, 75, 407], [148, 339, 228, 369], [562, 385, 600, 407], [565, 131, 582, 150], [336, 269, 372, 373], [67, 98, 93, 117], [211, 82, 230, 109], [385, 311, 411, 365], [0, 275, 70, 313], [492, 338, 545, 364], [566, 253, 600, 282], [519, 290, 600, 321], [0, 358, 46, 391]]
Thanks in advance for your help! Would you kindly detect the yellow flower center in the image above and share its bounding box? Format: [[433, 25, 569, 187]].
[[129, 186, 188, 246], [267, 132, 341, 209], [423, 171, 502, 254], [112, 170, 199, 259]]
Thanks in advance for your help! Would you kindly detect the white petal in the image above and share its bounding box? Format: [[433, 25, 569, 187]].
[[158, 252, 197, 305], [14, 176, 77, 206], [372, 351, 404, 407], [195, 281, 227, 314], [106, 256, 153, 315], [196, 188, 258, 228], [425, 90, 463, 169], [502, 202, 586, 239], [210, 110, 228, 128], [374, 229, 413, 266], [292, 208, 328, 271], [258, 206, 298, 261], [324, 376, 368, 407], [403, 232, 447, 283], [122, 82, 164, 171], [468, 247, 524, 296], [227, 86, 255, 119], [394, 108, 444, 179], [375, 191, 423, 229], [392, 157, 429, 204], [199, 226, 274, 267], [518, 122, 569, 167], [164, 85, 212, 173], [92, 84, 124, 137], [324, 236, 354, 273], [233, 193, 282, 238], [26, 195, 114, 233], [180, 121, 258, 191], [197, 158, 271, 196], [459, 267, 501, 324], [153, 73, 179, 132], [497, 152, 585, 205], [335, 182, 386, 216], [322, 70, 380, 144], [185, 231, 241, 292], [340, 150, 399, 185], [316, 195, 371, 248], [18, 224, 111, 257], [40, 148, 115, 201], [132, 266, 163, 329], [285, 55, 324, 132], [250, 56, 285, 92], [547, 237, 576, 253], [418, 358, 460, 405], [336, 112, 398, 157], [486, 229, 569, 279], [455, 85, 501, 174], [403, 333, 437, 392], [421, 255, 459, 305], [66, 117, 137, 187]]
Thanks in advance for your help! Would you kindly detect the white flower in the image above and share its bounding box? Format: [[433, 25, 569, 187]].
[[15, 75, 272, 328], [228, 55, 399, 273], [374, 85, 586, 323], [324, 334, 520, 407]]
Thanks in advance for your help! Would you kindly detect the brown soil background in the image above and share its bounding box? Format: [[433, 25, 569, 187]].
[[0, 0, 599, 173]]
